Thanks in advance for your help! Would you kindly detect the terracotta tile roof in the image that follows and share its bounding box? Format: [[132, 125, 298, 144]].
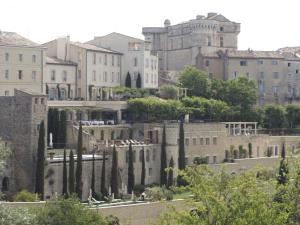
[[71, 42, 122, 54], [226, 50, 284, 59], [46, 56, 77, 66], [0, 31, 39, 47]]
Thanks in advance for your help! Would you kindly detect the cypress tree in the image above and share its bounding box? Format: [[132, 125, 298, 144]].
[[248, 143, 253, 158], [136, 73, 141, 88], [160, 124, 167, 186], [47, 108, 53, 146], [141, 148, 146, 186], [62, 149, 68, 196], [127, 143, 135, 194], [58, 110, 67, 148], [177, 121, 186, 186], [110, 145, 119, 198], [167, 157, 174, 188], [69, 150, 75, 194], [75, 122, 83, 199], [35, 120, 45, 200], [91, 153, 95, 197], [277, 143, 289, 185], [52, 108, 59, 148], [101, 150, 107, 198], [125, 72, 131, 88]]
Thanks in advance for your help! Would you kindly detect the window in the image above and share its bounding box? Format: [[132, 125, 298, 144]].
[[117, 72, 120, 82], [35, 98, 38, 104], [272, 72, 279, 79], [18, 70, 23, 80], [78, 70, 81, 79], [93, 52, 96, 64], [151, 59, 154, 70], [51, 70, 56, 81], [4, 91, 9, 96], [213, 156, 217, 164], [41, 98, 44, 104], [32, 71, 36, 80], [5, 70, 9, 79], [133, 57, 138, 67], [104, 72, 107, 82], [117, 56, 120, 67], [99, 56, 102, 64], [257, 60, 263, 65], [205, 60, 210, 67], [207, 36, 211, 46], [77, 88, 81, 97], [220, 36, 224, 47], [32, 55, 36, 63], [296, 70, 299, 74], [133, 150, 136, 163], [19, 54, 23, 62], [205, 156, 209, 163], [148, 168, 152, 176], [213, 137, 217, 145], [240, 60, 247, 66], [63, 71, 67, 82], [146, 58, 149, 68], [146, 73, 149, 83], [104, 54, 107, 65], [146, 149, 150, 162], [139, 150, 143, 162], [259, 72, 264, 79], [206, 137, 210, 145], [272, 60, 278, 65], [272, 86, 279, 94], [193, 138, 197, 145], [154, 59, 157, 69], [152, 149, 156, 161], [111, 72, 114, 82], [185, 138, 189, 146], [112, 55, 114, 66], [5, 53, 9, 61], [220, 26, 224, 32], [200, 138, 204, 145], [93, 70, 96, 81], [233, 71, 238, 78], [288, 62, 291, 67]]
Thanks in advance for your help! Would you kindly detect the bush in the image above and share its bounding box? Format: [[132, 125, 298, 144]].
[[133, 185, 145, 195], [105, 215, 120, 225], [13, 190, 37, 202], [164, 189, 173, 201], [145, 187, 165, 201], [193, 157, 208, 165], [0, 205, 37, 225], [160, 85, 179, 100]]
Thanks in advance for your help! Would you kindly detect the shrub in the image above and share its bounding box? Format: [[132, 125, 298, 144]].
[[164, 189, 174, 201], [160, 85, 179, 100], [133, 185, 145, 195], [0, 205, 37, 225], [13, 190, 37, 202], [145, 187, 165, 201], [193, 157, 208, 165]]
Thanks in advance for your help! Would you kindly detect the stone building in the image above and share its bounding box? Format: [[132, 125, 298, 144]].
[[0, 31, 45, 96], [87, 32, 159, 89], [43, 37, 122, 100], [0, 89, 47, 193]]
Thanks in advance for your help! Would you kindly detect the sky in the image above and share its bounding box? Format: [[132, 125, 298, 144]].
[[1, 0, 299, 51]]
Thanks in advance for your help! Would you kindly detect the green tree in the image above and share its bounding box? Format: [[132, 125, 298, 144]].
[[69, 150, 75, 194], [62, 149, 68, 197], [141, 148, 146, 186], [35, 120, 45, 200], [277, 144, 289, 185], [286, 105, 300, 128], [75, 122, 83, 199], [127, 143, 135, 194], [167, 157, 174, 188], [110, 145, 119, 198], [179, 66, 210, 98], [52, 108, 60, 148], [160, 85, 179, 100], [264, 105, 286, 129], [101, 150, 107, 198], [177, 121, 186, 186], [136, 73, 141, 88], [248, 142, 253, 158], [0, 204, 38, 225], [91, 153, 96, 197], [125, 72, 131, 88], [160, 124, 167, 186], [59, 110, 67, 148]]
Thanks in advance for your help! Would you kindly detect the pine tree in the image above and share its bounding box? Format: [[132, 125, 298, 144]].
[[62, 149, 68, 197], [110, 145, 119, 198], [127, 143, 135, 194], [58, 110, 67, 148], [141, 148, 146, 186], [160, 124, 167, 186], [136, 73, 141, 88], [177, 121, 186, 186], [75, 122, 83, 199], [69, 150, 75, 194], [35, 120, 45, 200], [91, 153, 95, 197], [167, 157, 174, 188], [277, 143, 289, 185], [101, 150, 107, 198], [125, 72, 131, 88]]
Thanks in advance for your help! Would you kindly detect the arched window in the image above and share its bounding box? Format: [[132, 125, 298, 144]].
[[2, 177, 9, 192]]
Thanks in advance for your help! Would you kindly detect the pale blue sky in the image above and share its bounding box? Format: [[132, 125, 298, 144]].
[[0, 0, 299, 50]]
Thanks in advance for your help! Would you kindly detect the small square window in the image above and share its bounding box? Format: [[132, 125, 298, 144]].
[[200, 138, 204, 145], [272, 60, 278, 65], [193, 138, 197, 145], [257, 60, 263, 65], [288, 62, 291, 67], [206, 137, 210, 145], [18, 70, 23, 80], [35, 98, 38, 104], [240, 60, 247, 66], [296, 70, 299, 74], [213, 137, 217, 145], [19, 54, 23, 62], [185, 138, 189, 146], [5, 70, 9, 79]]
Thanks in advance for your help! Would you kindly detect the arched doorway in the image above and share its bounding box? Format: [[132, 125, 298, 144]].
[[2, 177, 9, 192]]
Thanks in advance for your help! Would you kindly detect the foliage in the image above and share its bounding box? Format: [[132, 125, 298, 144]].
[[69, 150, 75, 194], [127, 143, 135, 194], [193, 157, 208, 165], [145, 187, 165, 201], [263, 105, 286, 129], [136, 73, 141, 88], [0, 205, 37, 225], [125, 72, 131, 88], [0, 138, 11, 172], [35, 120, 45, 200], [160, 124, 167, 186], [167, 157, 174, 188], [277, 144, 289, 185], [160, 85, 179, 100], [58, 110, 67, 148], [133, 184, 145, 195], [179, 66, 210, 98], [141, 148, 146, 186], [13, 190, 36, 202], [111, 145, 119, 198], [101, 150, 107, 198], [76, 122, 83, 199], [62, 149, 68, 196], [248, 143, 253, 158], [286, 105, 300, 128], [36, 197, 108, 225]]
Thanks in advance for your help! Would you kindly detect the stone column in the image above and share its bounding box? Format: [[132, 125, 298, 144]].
[[233, 123, 236, 135], [254, 123, 257, 135]]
